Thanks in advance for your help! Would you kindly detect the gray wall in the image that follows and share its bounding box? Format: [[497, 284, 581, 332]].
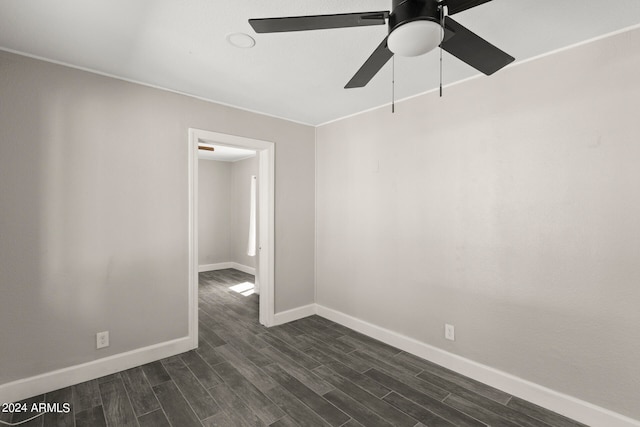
[[198, 159, 232, 265], [316, 28, 640, 419], [230, 156, 258, 269], [0, 50, 315, 386], [197, 156, 258, 269]]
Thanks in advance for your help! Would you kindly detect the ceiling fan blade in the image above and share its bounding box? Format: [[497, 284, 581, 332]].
[[445, 0, 493, 15], [441, 17, 514, 75], [345, 37, 394, 89], [249, 11, 389, 33]]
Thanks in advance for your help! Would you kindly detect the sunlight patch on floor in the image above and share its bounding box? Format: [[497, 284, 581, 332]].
[[229, 282, 255, 296]]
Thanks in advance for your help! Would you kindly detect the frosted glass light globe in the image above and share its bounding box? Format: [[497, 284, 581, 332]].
[[387, 20, 443, 57]]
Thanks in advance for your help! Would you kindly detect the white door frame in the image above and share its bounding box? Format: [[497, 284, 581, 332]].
[[188, 128, 275, 348]]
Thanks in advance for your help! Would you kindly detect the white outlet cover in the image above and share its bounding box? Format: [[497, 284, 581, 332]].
[[445, 324, 455, 341], [96, 331, 109, 349]]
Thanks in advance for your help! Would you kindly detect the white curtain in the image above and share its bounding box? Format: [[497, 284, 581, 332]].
[[247, 175, 257, 256]]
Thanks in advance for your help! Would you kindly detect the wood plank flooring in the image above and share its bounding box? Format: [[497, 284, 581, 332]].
[[3, 269, 588, 426]]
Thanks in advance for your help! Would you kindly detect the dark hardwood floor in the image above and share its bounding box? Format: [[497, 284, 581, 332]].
[[3, 269, 588, 426]]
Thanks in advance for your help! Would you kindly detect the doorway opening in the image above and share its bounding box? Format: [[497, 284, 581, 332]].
[[188, 128, 275, 349]]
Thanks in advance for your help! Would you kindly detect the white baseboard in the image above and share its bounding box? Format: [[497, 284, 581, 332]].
[[199, 262, 255, 275], [199, 262, 233, 272], [230, 262, 256, 275], [273, 303, 317, 326], [0, 336, 194, 405], [315, 304, 640, 427]]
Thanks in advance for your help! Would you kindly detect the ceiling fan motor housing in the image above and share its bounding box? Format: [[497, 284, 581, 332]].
[[390, 0, 441, 30], [388, 0, 443, 56]]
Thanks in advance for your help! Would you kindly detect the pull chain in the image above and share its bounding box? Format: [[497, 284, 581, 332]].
[[392, 56, 395, 113], [439, 5, 444, 97], [439, 45, 443, 97]]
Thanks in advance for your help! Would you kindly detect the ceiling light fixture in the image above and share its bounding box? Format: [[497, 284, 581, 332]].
[[387, 20, 443, 57], [226, 32, 256, 49]]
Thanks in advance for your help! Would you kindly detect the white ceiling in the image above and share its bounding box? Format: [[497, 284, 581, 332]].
[[197, 142, 256, 162], [1, 0, 640, 125]]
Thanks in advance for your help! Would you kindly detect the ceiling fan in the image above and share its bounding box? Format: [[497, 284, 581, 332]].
[[249, 0, 514, 89]]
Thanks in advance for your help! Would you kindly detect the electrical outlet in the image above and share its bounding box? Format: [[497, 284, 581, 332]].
[[96, 331, 109, 349], [445, 324, 455, 341]]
